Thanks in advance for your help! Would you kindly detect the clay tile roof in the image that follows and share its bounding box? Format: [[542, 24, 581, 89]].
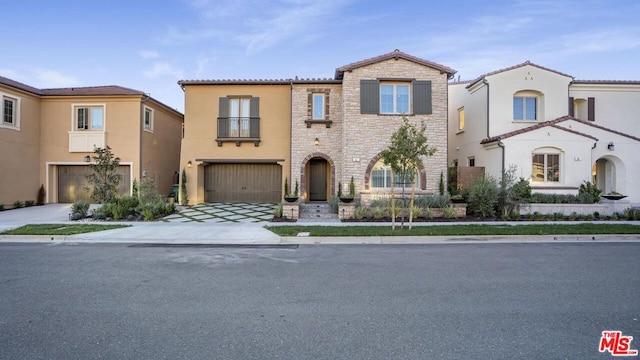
[[572, 79, 640, 85], [334, 49, 456, 80], [480, 116, 597, 144], [40, 85, 144, 96], [466, 61, 573, 89], [178, 79, 294, 86], [0, 75, 43, 95]]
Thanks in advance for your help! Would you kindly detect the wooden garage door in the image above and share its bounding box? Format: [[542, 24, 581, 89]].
[[205, 163, 281, 203], [57, 165, 131, 203]]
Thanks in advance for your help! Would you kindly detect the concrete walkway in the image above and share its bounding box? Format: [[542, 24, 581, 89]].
[[1, 204, 640, 245]]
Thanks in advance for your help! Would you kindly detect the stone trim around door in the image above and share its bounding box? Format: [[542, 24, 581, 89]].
[[300, 152, 336, 201]]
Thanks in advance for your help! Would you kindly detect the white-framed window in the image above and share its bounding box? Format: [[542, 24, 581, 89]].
[[73, 105, 105, 131], [513, 90, 542, 121], [457, 107, 465, 131], [229, 98, 250, 137], [370, 159, 419, 189], [380, 83, 410, 114], [532, 148, 561, 182], [312, 93, 325, 120], [143, 106, 154, 132], [1, 94, 20, 130]]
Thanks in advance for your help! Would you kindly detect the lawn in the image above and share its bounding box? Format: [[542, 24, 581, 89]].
[[0, 224, 129, 236], [266, 224, 640, 237]]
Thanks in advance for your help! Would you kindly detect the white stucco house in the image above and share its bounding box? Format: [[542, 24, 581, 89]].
[[448, 61, 640, 205]]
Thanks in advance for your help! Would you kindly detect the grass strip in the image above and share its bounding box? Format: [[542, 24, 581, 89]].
[[266, 224, 640, 237], [0, 224, 129, 236]]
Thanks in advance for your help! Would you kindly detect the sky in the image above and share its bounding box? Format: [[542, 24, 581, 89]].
[[2, 0, 639, 112]]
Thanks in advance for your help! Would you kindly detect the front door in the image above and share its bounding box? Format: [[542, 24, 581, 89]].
[[309, 159, 327, 201]]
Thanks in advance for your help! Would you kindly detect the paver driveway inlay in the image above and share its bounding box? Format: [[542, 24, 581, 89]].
[[163, 202, 277, 223]]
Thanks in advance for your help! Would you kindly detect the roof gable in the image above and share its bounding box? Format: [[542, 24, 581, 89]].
[[467, 61, 573, 89], [335, 49, 456, 80]]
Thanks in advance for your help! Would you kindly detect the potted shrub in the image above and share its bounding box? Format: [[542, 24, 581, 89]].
[[283, 177, 298, 202], [339, 176, 355, 203], [602, 191, 627, 201]]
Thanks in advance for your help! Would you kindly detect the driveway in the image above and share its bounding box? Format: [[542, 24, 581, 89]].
[[163, 202, 277, 223], [0, 204, 73, 230]]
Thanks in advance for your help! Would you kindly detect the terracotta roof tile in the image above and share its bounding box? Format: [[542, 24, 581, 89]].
[[41, 85, 144, 96], [0, 75, 43, 95], [466, 61, 573, 89], [334, 49, 456, 79], [572, 80, 640, 85]]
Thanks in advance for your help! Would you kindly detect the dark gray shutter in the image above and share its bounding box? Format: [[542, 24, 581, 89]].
[[413, 81, 432, 115], [250, 97, 260, 118], [360, 80, 379, 114], [568, 97, 574, 117], [218, 97, 229, 138], [587, 97, 595, 121], [219, 97, 229, 118]]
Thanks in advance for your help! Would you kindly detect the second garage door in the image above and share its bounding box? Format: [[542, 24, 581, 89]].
[[58, 165, 131, 203], [204, 163, 282, 203]]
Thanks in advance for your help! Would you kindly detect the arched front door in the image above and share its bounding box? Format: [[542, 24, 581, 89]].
[[307, 158, 329, 201], [592, 155, 626, 195]]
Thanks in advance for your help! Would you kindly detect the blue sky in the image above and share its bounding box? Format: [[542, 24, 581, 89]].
[[2, 0, 639, 112]]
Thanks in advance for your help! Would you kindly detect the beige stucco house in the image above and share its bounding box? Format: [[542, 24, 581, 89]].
[[448, 62, 640, 205], [179, 50, 455, 205], [0, 76, 183, 207]]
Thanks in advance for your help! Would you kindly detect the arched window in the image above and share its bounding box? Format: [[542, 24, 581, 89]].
[[532, 147, 562, 183], [370, 159, 419, 189], [513, 90, 543, 121]]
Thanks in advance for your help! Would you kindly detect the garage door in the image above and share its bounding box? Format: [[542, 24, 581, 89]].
[[205, 163, 282, 203], [57, 165, 131, 203]]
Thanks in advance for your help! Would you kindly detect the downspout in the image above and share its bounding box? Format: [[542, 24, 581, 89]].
[[484, 79, 490, 139], [289, 81, 293, 201], [498, 141, 505, 177]]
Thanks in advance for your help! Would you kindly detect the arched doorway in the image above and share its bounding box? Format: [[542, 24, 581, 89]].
[[307, 158, 329, 201], [592, 155, 626, 195]]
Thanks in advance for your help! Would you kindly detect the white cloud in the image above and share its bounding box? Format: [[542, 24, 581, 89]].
[[139, 50, 160, 59], [33, 69, 80, 88], [143, 62, 185, 80]]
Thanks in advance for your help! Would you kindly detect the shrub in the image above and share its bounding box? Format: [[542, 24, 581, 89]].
[[274, 204, 283, 218], [578, 181, 602, 204], [424, 207, 435, 220], [0, 204, 4, 211], [25, 200, 35, 207], [138, 179, 164, 208], [442, 205, 457, 219], [71, 200, 90, 218], [372, 206, 385, 219], [87, 146, 122, 204], [447, 166, 459, 195], [552, 212, 564, 221], [439, 172, 445, 195], [468, 175, 498, 218], [142, 208, 155, 221], [329, 196, 339, 214], [13, 201, 24, 208], [37, 185, 46, 205], [414, 194, 450, 209], [623, 207, 640, 221], [180, 169, 189, 206], [354, 206, 366, 220], [413, 205, 424, 218], [568, 211, 578, 221]]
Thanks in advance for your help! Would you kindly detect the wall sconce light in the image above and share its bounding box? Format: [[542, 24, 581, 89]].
[[314, 138, 320, 146], [607, 142, 614, 151], [84, 155, 91, 162], [187, 161, 192, 168]]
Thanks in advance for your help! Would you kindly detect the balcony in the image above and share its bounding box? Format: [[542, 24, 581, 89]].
[[216, 117, 260, 146], [68, 131, 106, 152]]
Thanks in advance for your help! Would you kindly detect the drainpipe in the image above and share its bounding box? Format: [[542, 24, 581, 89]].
[[484, 79, 490, 139], [498, 141, 505, 180], [289, 81, 294, 200]]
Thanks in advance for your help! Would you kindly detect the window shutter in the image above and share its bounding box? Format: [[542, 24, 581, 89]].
[[360, 80, 379, 114], [587, 97, 595, 121], [568, 97, 574, 117], [250, 97, 260, 118], [219, 97, 229, 118], [413, 80, 432, 115]]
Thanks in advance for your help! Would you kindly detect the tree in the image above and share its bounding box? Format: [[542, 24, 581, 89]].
[[86, 146, 121, 204], [180, 169, 189, 206], [380, 116, 436, 230]]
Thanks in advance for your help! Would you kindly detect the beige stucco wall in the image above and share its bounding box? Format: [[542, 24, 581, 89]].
[[290, 83, 343, 201], [140, 100, 184, 196], [40, 96, 142, 202], [340, 58, 450, 198], [0, 86, 41, 207], [180, 84, 291, 204]]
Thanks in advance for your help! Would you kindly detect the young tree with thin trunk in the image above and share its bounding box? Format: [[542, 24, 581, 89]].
[[86, 146, 122, 204]]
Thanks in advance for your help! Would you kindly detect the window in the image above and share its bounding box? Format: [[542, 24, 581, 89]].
[[457, 107, 465, 131], [2, 95, 19, 129], [468, 157, 475, 167], [360, 80, 432, 115], [370, 160, 419, 189], [513, 96, 537, 121], [143, 107, 154, 132], [74, 106, 104, 131], [229, 98, 250, 137], [217, 96, 260, 145], [312, 93, 325, 120], [380, 83, 409, 114], [532, 153, 560, 182]]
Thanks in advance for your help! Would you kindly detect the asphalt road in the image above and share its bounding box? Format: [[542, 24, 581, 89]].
[[0, 241, 638, 359]]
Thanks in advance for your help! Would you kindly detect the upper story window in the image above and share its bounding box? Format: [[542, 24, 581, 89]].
[[1, 94, 20, 130], [468, 157, 475, 167], [360, 80, 432, 115], [370, 159, 419, 189], [457, 107, 465, 131], [143, 107, 154, 132], [217, 96, 260, 146], [513, 90, 542, 121], [532, 148, 561, 183], [380, 83, 409, 114], [312, 93, 325, 120], [74, 105, 104, 131]]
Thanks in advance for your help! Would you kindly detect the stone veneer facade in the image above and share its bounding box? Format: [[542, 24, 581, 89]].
[[291, 56, 451, 204]]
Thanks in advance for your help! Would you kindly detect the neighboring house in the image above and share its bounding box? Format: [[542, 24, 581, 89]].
[[0, 76, 183, 206], [448, 61, 640, 204], [179, 50, 455, 205]]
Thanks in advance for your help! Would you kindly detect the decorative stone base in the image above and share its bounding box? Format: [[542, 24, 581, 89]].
[[338, 202, 355, 220], [282, 203, 299, 220]]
